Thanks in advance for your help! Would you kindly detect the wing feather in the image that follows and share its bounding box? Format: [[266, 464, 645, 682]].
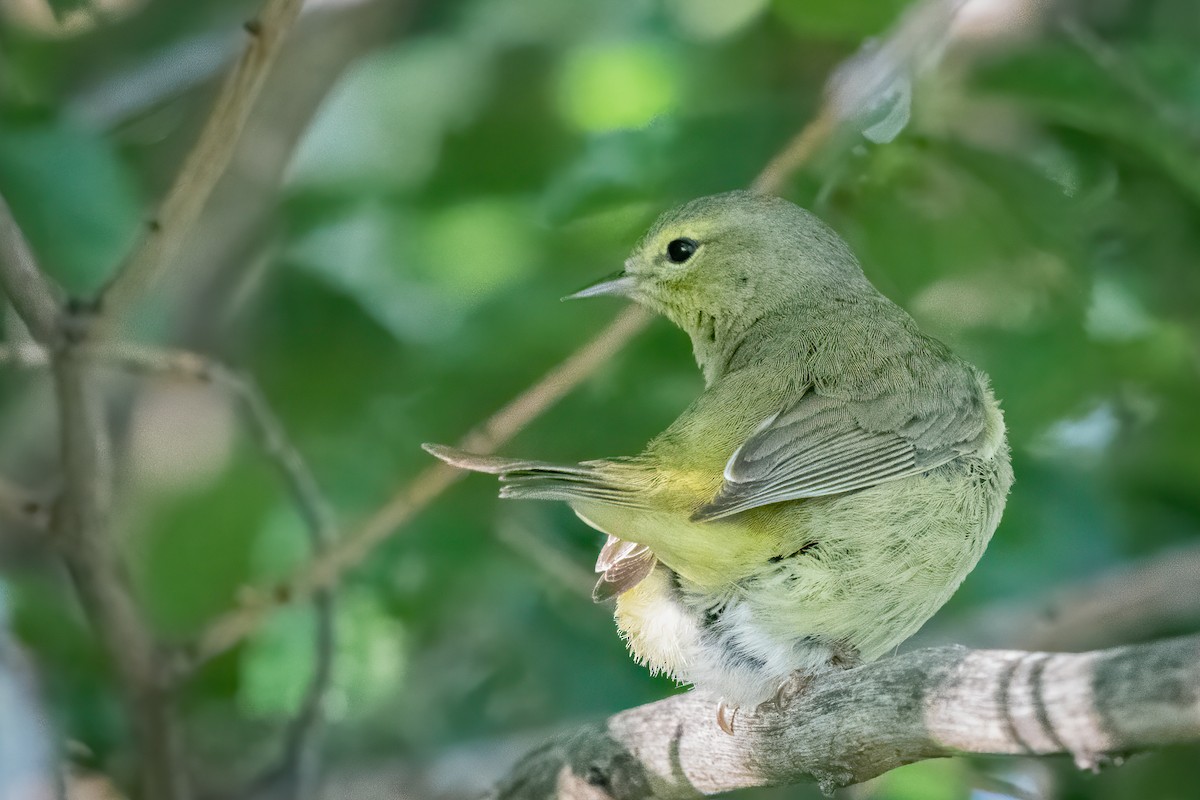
[[693, 383, 987, 522]]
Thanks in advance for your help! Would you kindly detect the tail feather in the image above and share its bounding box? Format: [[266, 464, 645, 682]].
[[423, 443, 647, 508]]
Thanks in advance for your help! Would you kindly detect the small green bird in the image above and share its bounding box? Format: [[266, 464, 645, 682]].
[[425, 190, 1011, 732]]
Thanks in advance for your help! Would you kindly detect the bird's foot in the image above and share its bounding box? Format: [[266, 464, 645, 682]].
[[766, 672, 813, 711], [716, 699, 739, 735], [829, 641, 861, 670]]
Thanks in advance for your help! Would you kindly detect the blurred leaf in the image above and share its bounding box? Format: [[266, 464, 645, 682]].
[[46, 0, 90, 21], [136, 456, 275, 636], [289, 36, 492, 191], [239, 590, 406, 722], [773, 0, 912, 41], [664, 0, 770, 42], [865, 759, 968, 800], [556, 41, 682, 132], [975, 43, 1200, 207], [416, 198, 539, 295], [0, 113, 139, 293]]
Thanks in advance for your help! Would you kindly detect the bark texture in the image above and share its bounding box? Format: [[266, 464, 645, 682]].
[[492, 635, 1200, 799]]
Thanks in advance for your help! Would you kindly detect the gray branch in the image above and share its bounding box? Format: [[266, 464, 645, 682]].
[[0, 197, 61, 344], [0, 194, 191, 799], [491, 634, 1200, 799], [52, 354, 191, 800]]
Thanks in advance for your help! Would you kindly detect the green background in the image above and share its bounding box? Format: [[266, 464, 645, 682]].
[[2, 0, 1199, 797]]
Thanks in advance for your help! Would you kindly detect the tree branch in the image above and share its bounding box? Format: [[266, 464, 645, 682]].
[[81, 344, 339, 799], [0, 473, 52, 531], [491, 635, 1200, 799], [0, 196, 61, 344], [52, 353, 191, 800], [0, 195, 190, 799], [98, 0, 306, 319], [0, 340, 338, 795]]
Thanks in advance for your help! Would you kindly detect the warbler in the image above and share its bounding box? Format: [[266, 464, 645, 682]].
[[425, 190, 1011, 732]]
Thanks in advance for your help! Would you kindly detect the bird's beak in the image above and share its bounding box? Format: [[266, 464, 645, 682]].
[[562, 270, 637, 301]]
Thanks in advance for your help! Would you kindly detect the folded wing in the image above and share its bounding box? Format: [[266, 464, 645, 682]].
[[692, 387, 987, 522]]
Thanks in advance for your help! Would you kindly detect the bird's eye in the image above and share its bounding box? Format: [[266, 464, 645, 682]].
[[666, 238, 698, 264]]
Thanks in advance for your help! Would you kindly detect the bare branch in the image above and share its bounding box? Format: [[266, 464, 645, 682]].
[[0, 196, 62, 344], [16, 342, 336, 795], [0, 337, 340, 792], [87, 344, 339, 798], [93, 345, 337, 540], [52, 352, 191, 800], [98, 0, 306, 318], [750, 110, 837, 197], [2, 193, 189, 798], [490, 635, 1200, 799], [0, 474, 52, 531]]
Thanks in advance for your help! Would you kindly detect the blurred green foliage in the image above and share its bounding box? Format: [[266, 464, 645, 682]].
[[2, 0, 1200, 797]]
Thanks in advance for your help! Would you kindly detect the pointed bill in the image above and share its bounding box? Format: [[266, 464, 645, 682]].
[[562, 271, 637, 301]]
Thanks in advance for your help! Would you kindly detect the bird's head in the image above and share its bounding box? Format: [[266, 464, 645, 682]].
[[566, 191, 872, 345]]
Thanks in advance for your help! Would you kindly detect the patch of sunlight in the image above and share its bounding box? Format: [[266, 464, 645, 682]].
[[1034, 402, 1119, 462], [239, 590, 407, 723], [1085, 277, 1154, 342], [417, 199, 539, 299], [557, 41, 680, 132], [859, 759, 968, 800]]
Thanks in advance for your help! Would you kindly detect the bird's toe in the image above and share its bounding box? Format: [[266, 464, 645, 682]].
[[716, 699, 739, 735]]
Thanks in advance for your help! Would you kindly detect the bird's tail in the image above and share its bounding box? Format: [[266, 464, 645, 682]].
[[422, 443, 647, 507]]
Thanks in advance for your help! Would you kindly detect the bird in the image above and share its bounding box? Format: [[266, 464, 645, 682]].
[[424, 190, 1012, 733]]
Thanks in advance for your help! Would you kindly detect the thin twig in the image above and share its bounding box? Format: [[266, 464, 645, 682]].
[[0, 196, 61, 343], [0, 338, 339, 796], [188, 101, 836, 658], [98, 0, 306, 320], [52, 353, 192, 800], [192, 0, 968, 670], [751, 109, 837, 196], [90, 344, 338, 797], [0, 338, 341, 787]]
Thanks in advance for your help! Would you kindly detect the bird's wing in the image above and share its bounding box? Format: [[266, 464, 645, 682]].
[[692, 384, 988, 522], [422, 443, 651, 509]]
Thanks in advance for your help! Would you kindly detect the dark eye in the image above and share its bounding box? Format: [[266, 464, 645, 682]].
[[666, 238, 698, 264]]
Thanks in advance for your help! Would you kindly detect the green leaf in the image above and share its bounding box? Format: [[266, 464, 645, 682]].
[[772, 0, 912, 41], [975, 44, 1200, 208], [45, 0, 90, 22], [0, 114, 139, 294]]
